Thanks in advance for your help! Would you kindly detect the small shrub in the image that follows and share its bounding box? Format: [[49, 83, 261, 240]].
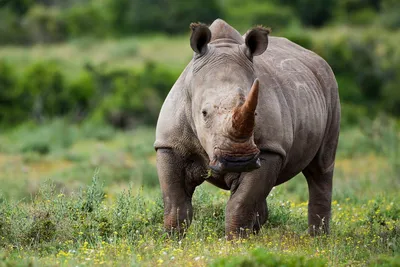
[[0, 60, 27, 125], [0, 196, 13, 247], [267, 189, 293, 228], [21, 140, 50, 155], [282, 29, 313, 50], [63, 1, 110, 38], [225, 1, 298, 31], [348, 8, 378, 25], [340, 103, 368, 128], [0, 7, 29, 45], [67, 70, 96, 121], [91, 62, 177, 128], [379, 0, 400, 30], [81, 121, 115, 141], [26, 213, 57, 244], [211, 248, 327, 267], [19, 61, 68, 121], [15, 120, 78, 155], [80, 172, 105, 213], [22, 5, 67, 44], [369, 255, 400, 267], [278, 0, 336, 27], [108, 39, 138, 58], [109, 0, 222, 35]]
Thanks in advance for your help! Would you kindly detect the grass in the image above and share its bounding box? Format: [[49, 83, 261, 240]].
[[0, 117, 399, 266], [0, 35, 191, 80], [2, 26, 398, 81]]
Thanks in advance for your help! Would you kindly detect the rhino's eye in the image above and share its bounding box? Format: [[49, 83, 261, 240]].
[[201, 110, 208, 117]]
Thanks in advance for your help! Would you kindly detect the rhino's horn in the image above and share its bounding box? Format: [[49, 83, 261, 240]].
[[232, 79, 259, 138]]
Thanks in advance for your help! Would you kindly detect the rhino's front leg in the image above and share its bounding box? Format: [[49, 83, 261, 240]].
[[156, 148, 203, 235], [225, 152, 282, 239]]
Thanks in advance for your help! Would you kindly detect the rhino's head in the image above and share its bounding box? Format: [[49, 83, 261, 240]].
[[188, 21, 270, 174]]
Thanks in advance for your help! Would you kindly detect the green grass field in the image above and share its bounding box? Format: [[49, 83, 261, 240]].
[[2, 26, 398, 79], [0, 117, 399, 266], [0, 35, 191, 80]]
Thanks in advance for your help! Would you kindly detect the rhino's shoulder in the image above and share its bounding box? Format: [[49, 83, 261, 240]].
[[154, 64, 198, 153]]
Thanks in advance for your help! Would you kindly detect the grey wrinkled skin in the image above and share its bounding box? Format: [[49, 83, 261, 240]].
[[154, 19, 340, 239]]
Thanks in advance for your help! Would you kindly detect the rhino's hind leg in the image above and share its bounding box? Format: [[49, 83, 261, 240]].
[[156, 148, 202, 237], [303, 168, 333, 236]]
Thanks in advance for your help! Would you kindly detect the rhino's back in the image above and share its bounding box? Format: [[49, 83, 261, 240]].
[[259, 36, 337, 95], [253, 36, 340, 180]]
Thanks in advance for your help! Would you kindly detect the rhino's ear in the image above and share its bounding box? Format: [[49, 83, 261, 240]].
[[243, 26, 270, 59], [190, 23, 211, 56]]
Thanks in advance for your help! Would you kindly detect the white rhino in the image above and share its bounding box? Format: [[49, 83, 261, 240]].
[[155, 19, 340, 239]]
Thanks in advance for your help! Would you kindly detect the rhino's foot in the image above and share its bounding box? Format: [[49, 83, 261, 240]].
[[253, 199, 268, 234], [163, 202, 193, 238], [308, 215, 330, 236], [225, 199, 268, 240]]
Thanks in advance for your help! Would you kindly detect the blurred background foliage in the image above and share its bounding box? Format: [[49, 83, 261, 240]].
[[0, 0, 399, 129], [0, 0, 399, 130]]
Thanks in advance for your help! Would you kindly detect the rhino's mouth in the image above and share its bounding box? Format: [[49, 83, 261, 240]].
[[209, 152, 261, 173]]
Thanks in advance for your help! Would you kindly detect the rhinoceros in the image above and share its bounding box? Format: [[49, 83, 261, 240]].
[[154, 19, 340, 239]]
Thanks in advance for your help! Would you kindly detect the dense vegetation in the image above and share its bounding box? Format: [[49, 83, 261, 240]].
[[0, 0, 399, 266], [0, 0, 400, 128], [1, 0, 399, 42]]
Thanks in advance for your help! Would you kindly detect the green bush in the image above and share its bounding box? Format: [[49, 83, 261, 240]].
[[0, 60, 27, 125], [349, 34, 383, 102], [370, 255, 400, 267], [211, 248, 327, 267], [379, 0, 400, 29], [334, 0, 380, 26], [281, 29, 313, 50], [292, 0, 336, 27], [382, 80, 400, 116], [0, 196, 13, 247], [311, 29, 400, 117], [0, 174, 165, 249], [2, 27, 400, 129], [0, 7, 29, 45], [5, 0, 34, 16], [67, 70, 96, 120], [225, 1, 298, 31], [89, 62, 177, 128], [0, 59, 179, 128], [19, 61, 68, 121], [348, 8, 378, 25], [1, 0, 399, 45], [63, 1, 111, 38], [23, 5, 67, 44], [276, 0, 336, 27], [11, 120, 78, 155], [109, 0, 222, 35], [340, 103, 368, 128]]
